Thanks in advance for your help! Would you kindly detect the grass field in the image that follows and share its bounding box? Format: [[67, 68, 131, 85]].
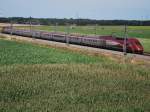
[[16, 25, 150, 52], [0, 38, 150, 112], [0, 39, 107, 65], [0, 64, 150, 112], [139, 38, 150, 53]]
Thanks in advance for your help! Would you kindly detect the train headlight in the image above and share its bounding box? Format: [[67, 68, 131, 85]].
[[137, 47, 141, 51]]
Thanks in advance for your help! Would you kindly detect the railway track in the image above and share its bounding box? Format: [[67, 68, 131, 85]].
[[143, 52, 150, 57], [0, 33, 150, 63]]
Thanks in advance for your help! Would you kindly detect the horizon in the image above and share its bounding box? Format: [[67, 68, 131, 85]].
[[0, 17, 150, 21]]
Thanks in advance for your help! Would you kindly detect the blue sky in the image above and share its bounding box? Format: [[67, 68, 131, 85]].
[[0, 0, 150, 20]]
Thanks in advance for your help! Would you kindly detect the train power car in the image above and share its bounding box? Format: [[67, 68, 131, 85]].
[[1, 27, 144, 54]]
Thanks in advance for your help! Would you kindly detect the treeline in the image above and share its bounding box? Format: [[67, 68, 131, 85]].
[[0, 17, 150, 26]]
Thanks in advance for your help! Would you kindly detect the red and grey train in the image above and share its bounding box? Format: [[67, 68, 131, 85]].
[[2, 27, 144, 54]]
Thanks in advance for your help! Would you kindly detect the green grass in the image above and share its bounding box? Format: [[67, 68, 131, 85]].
[[0, 38, 149, 112], [139, 38, 150, 53], [0, 64, 149, 112], [16, 25, 150, 52], [0, 39, 107, 65]]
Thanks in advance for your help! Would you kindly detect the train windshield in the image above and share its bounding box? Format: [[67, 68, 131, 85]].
[[136, 41, 142, 46]]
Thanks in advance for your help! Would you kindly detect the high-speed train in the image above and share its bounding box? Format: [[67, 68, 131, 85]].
[[2, 27, 144, 54]]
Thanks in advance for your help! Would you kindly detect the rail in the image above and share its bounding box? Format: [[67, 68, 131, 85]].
[[143, 52, 150, 57]]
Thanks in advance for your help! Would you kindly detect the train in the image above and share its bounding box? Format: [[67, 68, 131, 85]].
[[1, 27, 144, 54]]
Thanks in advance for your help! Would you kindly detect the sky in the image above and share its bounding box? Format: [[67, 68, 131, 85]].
[[0, 0, 150, 20]]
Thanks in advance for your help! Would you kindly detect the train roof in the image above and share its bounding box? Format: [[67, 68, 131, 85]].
[[3, 27, 140, 42]]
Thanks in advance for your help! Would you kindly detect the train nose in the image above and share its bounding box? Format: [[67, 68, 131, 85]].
[[136, 46, 144, 54]]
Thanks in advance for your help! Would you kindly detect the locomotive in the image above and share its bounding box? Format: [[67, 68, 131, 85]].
[[2, 27, 144, 54]]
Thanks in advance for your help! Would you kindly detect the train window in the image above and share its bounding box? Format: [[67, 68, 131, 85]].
[[126, 43, 130, 46], [116, 37, 125, 40]]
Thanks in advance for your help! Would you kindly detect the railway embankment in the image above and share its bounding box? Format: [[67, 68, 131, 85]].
[[0, 33, 150, 65]]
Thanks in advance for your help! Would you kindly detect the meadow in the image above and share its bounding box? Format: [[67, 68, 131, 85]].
[[0, 38, 150, 112], [0, 39, 107, 65], [16, 25, 150, 52]]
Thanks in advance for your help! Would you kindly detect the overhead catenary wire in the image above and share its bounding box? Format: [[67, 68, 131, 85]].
[[123, 25, 128, 56], [55, 23, 58, 32], [94, 24, 98, 35], [66, 23, 70, 45], [29, 16, 32, 32], [10, 18, 13, 35]]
